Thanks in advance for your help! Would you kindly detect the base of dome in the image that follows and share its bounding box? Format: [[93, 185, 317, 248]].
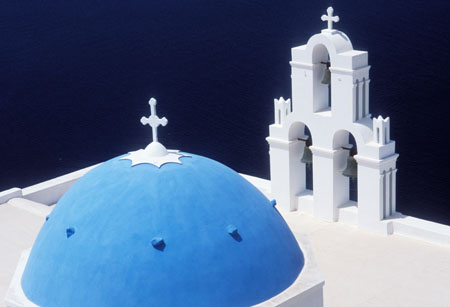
[[5, 235, 324, 307], [5, 249, 36, 307]]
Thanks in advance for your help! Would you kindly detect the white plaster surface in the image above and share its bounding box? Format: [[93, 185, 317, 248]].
[[280, 210, 450, 307], [0, 199, 51, 305]]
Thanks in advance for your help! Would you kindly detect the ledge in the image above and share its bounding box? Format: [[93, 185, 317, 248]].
[[4, 249, 37, 307], [390, 213, 450, 246], [0, 188, 22, 205], [21, 163, 101, 205]]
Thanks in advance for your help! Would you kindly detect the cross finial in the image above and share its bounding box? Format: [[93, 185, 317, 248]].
[[321, 7, 339, 30], [140, 97, 168, 143]]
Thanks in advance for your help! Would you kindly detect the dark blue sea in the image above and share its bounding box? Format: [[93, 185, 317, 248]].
[[1, 1, 449, 224]]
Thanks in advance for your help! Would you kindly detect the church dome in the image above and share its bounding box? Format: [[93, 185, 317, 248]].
[[21, 152, 304, 307]]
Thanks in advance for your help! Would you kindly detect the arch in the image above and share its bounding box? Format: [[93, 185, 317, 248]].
[[288, 121, 314, 141], [332, 128, 365, 151], [312, 44, 329, 64], [305, 32, 353, 66]]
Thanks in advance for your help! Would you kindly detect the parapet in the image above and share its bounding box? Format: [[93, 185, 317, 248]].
[[274, 97, 292, 126], [372, 115, 390, 145]]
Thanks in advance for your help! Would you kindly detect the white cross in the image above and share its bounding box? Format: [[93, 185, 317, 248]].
[[321, 7, 339, 30], [140, 97, 168, 143]]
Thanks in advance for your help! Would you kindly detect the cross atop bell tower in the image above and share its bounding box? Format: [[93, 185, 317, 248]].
[[321, 7, 339, 31]]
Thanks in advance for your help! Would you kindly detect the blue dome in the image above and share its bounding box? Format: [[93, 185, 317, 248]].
[[22, 153, 304, 307]]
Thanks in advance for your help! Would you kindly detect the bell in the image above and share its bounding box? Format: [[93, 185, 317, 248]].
[[321, 68, 331, 85], [342, 156, 357, 179], [301, 146, 313, 166]]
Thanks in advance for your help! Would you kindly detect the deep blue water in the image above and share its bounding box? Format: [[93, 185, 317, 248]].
[[1, 1, 449, 224]]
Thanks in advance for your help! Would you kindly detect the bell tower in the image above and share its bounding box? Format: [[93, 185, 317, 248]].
[[290, 7, 371, 122], [267, 7, 399, 234]]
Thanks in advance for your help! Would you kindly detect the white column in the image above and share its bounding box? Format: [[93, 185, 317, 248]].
[[310, 146, 341, 222], [364, 79, 370, 117], [379, 172, 385, 219], [391, 169, 397, 215], [384, 170, 391, 218], [358, 80, 364, 120], [355, 154, 399, 233], [267, 137, 304, 212]]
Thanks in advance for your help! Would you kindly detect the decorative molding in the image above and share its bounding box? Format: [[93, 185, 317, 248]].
[[354, 153, 399, 170], [290, 61, 317, 70], [309, 146, 337, 159], [329, 65, 370, 76], [266, 137, 299, 150]]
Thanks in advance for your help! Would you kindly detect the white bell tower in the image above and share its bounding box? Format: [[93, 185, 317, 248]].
[[267, 7, 399, 233]]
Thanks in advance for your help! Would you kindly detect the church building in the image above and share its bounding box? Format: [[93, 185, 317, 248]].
[[6, 6, 430, 307]]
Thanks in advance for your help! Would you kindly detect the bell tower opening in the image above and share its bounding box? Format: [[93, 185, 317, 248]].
[[287, 121, 314, 199], [347, 134, 358, 202], [320, 60, 331, 108], [312, 44, 332, 113], [298, 126, 314, 191], [333, 130, 359, 208], [304, 126, 313, 191]]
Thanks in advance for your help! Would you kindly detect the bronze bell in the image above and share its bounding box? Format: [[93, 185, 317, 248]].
[[320, 61, 331, 85], [301, 146, 313, 166], [321, 68, 331, 85], [342, 156, 357, 179]]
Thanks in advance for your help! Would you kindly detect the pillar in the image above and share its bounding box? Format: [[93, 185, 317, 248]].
[[310, 146, 343, 221], [355, 154, 399, 233], [267, 137, 305, 212]]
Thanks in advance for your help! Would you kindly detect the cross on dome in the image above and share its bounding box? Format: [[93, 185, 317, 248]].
[[140, 97, 168, 143], [121, 97, 190, 167], [321, 7, 339, 30]]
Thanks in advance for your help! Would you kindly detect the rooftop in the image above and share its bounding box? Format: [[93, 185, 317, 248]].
[[2, 183, 450, 307]]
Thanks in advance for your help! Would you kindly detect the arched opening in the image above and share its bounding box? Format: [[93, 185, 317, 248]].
[[288, 122, 314, 212], [333, 130, 358, 207], [348, 134, 358, 202], [304, 126, 313, 191], [312, 44, 332, 113]]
